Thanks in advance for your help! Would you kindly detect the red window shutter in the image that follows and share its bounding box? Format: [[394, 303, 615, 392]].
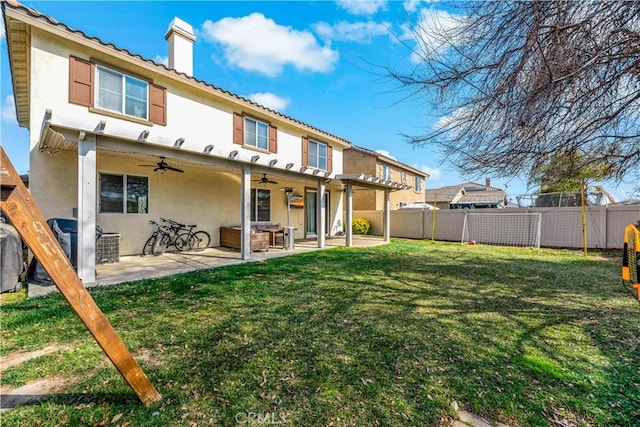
[[149, 84, 166, 125], [269, 125, 278, 153], [233, 112, 244, 145], [69, 56, 94, 107], [327, 145, 333, 172], [302, 136, 309, 166]]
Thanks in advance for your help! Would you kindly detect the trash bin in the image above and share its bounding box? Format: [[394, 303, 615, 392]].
[[285, 226, 295, 250], [27, 218, 103, 285]]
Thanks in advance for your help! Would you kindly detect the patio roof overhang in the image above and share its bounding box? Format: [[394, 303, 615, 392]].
[[335, 173, 411, 191], [38, 109, 334, 184]]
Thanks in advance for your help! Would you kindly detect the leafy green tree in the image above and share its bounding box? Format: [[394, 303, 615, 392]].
[[531, 149, 613, 193]]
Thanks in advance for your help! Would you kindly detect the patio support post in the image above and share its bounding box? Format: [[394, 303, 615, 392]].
[[317, 178, 326, 248], [345, 181, 353, 247], [383, 189, 391, 242], [240, 164, 251, 260], [77, 134, 97, 283]]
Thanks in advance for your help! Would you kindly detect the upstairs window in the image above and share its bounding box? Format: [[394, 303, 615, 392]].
[[244, 117, 269, 150], [69, 56, 166, 125], [232, 112, 278, 153], [308, 140, 328, 170], [382, 165, 391, 181], [301, 136, 332, 172], [414, 176, 423, 192], [97, 66, 148, 120], [401, 171, 407, 184]]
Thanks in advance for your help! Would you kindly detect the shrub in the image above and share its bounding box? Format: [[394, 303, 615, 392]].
[[352, 217, 371, 235]]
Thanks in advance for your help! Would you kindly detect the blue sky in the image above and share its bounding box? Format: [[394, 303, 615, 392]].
[[1, 1, 636, 201]]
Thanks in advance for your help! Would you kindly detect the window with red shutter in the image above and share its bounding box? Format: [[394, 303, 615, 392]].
[[70, 57, 165, 125], [306, 138, 330, 171]]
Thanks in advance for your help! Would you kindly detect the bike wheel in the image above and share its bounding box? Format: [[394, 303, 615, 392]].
[[152, 233, 169, 255], [142, 235, 156, 255], [189, 231, 210, 251], [175, 233, 191, 251]]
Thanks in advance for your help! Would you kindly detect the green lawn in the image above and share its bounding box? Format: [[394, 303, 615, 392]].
[[1, 240, 639, 426]]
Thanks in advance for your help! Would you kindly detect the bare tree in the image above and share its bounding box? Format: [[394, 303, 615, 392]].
[[390, 1, 640, 185]]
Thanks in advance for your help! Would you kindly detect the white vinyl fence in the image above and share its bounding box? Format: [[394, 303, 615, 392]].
[[353, 205, 640, 249]]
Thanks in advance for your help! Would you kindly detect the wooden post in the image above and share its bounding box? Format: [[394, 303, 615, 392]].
[[0, 148, 161, 406]]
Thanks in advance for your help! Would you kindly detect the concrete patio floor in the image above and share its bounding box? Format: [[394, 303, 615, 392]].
[[28, 236, 386, 297]]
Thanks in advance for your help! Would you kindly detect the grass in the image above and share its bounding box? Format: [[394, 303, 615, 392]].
[[1, 240, 639, 426]]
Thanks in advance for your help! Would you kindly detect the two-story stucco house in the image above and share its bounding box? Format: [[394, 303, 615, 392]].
[[343, 145, 428, 210], [3, 3, 408, 284]]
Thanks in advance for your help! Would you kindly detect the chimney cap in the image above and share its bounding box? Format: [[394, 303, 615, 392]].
[[165, 17, 196, 42]]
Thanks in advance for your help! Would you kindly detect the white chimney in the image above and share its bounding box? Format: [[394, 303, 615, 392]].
[[485, 177, 491, 188], [165, 17, 196, 76]]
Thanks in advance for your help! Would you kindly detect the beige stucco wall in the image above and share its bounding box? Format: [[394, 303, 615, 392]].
[[26, 28, 346, 256], [28, 28, 344, 186], [343, 149, 426, 210], [34, 149, 344, 255]]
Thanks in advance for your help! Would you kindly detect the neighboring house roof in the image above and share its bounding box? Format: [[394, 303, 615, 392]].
[[2, 2, 350, 147], [424, 185, 464, 203], [425, 182, 508, 206], [346, 145, 429, 178]]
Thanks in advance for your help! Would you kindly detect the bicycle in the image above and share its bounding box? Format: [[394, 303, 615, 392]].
[[143, 218, 211, 255], [177, 224, 210, 251], [152, 218, 187, 255], [142, 220, 162, 255]]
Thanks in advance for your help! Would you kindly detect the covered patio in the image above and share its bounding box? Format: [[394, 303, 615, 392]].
[[28, 235, 387, 297]]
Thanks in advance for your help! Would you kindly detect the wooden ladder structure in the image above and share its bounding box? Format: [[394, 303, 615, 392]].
[[0, 147, 161, 405]]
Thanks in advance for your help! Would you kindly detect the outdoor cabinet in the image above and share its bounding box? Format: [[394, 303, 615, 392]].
[[219, 227, 269, 252]]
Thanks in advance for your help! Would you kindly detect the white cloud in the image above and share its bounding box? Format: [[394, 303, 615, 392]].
[[433, 107, 470, 130], [375, 149, 397, 160], [200, 13, 339, 77], [337, 0, 387, 16], [403, 8, 461, 63], [414, 164, 440, 180], [0, 15, 5, 42], [154, 55, 168, 67], [312, 20, 390, 43], [1, 95, 16, 122], [403, 0, 421, 13], [246, 92, 291, 111]]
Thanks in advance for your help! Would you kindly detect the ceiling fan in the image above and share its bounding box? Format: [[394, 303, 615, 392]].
[[253, 173, 278, 184], [139, 156, 184, 173]]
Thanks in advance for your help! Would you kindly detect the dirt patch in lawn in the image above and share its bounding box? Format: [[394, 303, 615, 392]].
[[1, 344, 73, 371], [0, 376, 78, 411], [1, 344, 78, 411]]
